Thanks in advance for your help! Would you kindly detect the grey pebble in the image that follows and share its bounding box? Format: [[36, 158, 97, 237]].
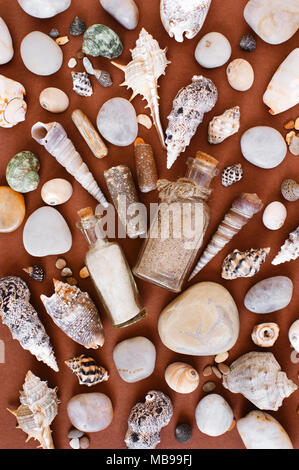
[[68, 428, 84, 439], [175, 423, 192, 444]]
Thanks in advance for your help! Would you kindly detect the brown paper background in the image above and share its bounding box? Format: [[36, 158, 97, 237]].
[[0, 0, 298, 450]]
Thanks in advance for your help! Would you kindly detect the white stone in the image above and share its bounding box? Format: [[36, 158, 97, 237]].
[[288, 320, 299, 353], [113, 336, 156, 383], [23, 206, 72, 256], [17, 0, 71, 18], [68, 58, 77, 69], [20, 32, 63, 76], [262, 201, 287, 230], [158, 282, 239, 356], [195, 394, 234, 436], [67, 393, 113, 432], [195, 32, 231, 68], [39, 88, 69, 113], [0, 18, 14, 65], [244, 276, 293, 314], [226, 58, 254, 91], [99, 0, 139, 30], [241, 126, 287, 169], [97, 97, 138, 146]]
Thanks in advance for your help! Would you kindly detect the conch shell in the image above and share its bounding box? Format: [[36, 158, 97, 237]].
[[208, 106, 240, 144], [251, 323, 280, 347], [271, 225, 299, 265], [0, 75, 27, 128], [165, 75, 218, 169], [31, 121, 108, 207], [160, 0, 211, 42], [8, 371, 59, 449], [221, 247, 270, 280], [41, 279, 105, 349], [65, 354, 109, 386], [222, 351, 297, 411], [112, 28, 170, 147], [263, 48, 299, 115], [0, 276, 58, 372], [165, 362, 199, 394]]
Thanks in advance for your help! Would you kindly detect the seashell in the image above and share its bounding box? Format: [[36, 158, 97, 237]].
[[39, 87, 69, 113], [165, 362, 199, 394], [97, 98, 138, 147], [6, 151, 39, 193], [137, 114, 152, 129], [281, 179, 299, 202], [195, 394, 234, 437], [17, 0, 71, 18], [71, 72, 93, 97], [195, 32, 231, 68], [239, 34, 256, 51], [69, 16, 86, 36], [8, 371, 59, 449], [67, 393, 113, 432], [82, 24, 123, 59], [221, 247, 270, 280], [221, 163, 243, 187], [262, 201, 287, 230], [23, 265, 45, 282], [208, 106, 240, 144], [222, 351, 297, 410], [125, 390, 173, 449], [0, 276, 58, 371], [237, 410, 293, 449], [40, 279, 105, 349], [251, 322, 280, 347], [112, 29, 170, 148], [31, 121, 108, 207], [241, 126, 287, 169], [244, 0, 299, 45], [41, 178, 73, 206], [99, 0, 139, 30], [165, 75, 218, 169], [83, 57, 112, 88], [263, 49, 299, 115], [0, 75, 27, 128], [272, 226, 299, 265], [0, 18, 14, 64], [72, 109, 108, 159], [68, 58, 77, 68], [65, 354, 109, 386], [21, 32, 63, 76], [160, 0, 211, 42], [288, 320, 299, 353], [244, 276, 293, 314], [189, 193, 263, 279], [226, 58, 254, 91]]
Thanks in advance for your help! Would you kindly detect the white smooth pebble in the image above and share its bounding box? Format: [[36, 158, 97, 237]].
[[244, 276, 293, 314], [113, 336, 156, 383], [195, 32, 231, 68], [262, 201, 287, 230], [39, 87, 69, 113], [17, 0, 71, 18], [97, 97, 138, 146], [67, 393, 113, 433], [0, 17, 14, 64], [195, 394, 234, 436], [226, 58, 254, 91], [20, 31, 63, 76], [241, 126, 287, 169], [99, 0, 139, 30], [68, 57, 77, 69]]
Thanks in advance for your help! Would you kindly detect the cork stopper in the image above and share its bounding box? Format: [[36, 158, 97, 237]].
[[77, 207, 94, 220], [134, 137, 145, 146], [195, 151, 219, 167]]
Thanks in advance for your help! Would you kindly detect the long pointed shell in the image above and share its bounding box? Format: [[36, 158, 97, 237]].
[[31, 121, 108, 207], [8, 371, 59, 449], [72, 109, 108, 159], [208, 106, 240, 144], [271, 225, 299, 265], [222, 351, 297, 411], [0, 276, 58, 371], [189, 193, 263, 279], [165, 75, 218, 169], [41, 279, 105, 349], [65, 354, 109, 386], [221, 247, 270, 280], [0, 75, 27, 128], [160, 0, 211, 42], [112, 28, 170, 147]]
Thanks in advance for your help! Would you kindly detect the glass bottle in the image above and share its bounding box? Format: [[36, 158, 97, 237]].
[[77, 207, 146, 328], [133, 151, 219, 293]]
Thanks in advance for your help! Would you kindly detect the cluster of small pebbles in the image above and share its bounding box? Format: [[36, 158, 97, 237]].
[[55, 258, 89, 284], [202, 352, 230, 391], [284, 118, 299, 156], [68, 428, 90, 449]]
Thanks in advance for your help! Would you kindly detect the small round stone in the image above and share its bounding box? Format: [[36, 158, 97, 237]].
[[113, 336, 156, 383], [195, 32, 231, 68], [175, 423, 192, 444], [67, 277, 77, 286], [69, 16, 86, 36], [215, 352, 229, 363], [217, 363, 230, 375], [79, 266, 90, 278], [240, 34, 256, 51], [56, 258, 67, 269], [67, 393, 113, 432], [212, 366, 222, 379], [0, 186, 25, 233], [202, 381, 216, 393], [69, 437, 80, 449], [97, 98, 138, 146], [61, 267, 73, 277], [68, 58, 77, 69], [49, 28, 59, 39], [241, 126, 287, 169], [203, 366, 212, 377], [79, 436, 90, 449], [67, 428, 84, 439], [226, 58, 254, 91]]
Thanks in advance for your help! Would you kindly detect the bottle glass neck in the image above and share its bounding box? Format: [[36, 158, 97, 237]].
[[76, 216, 107, 248], [185, 157, 218, 188]]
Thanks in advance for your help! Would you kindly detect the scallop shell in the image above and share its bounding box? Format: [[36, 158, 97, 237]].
[[222, 351, 297, 410], [112, 28, 170, 148], [41, 178, 73, 206], [195, 394, 234, 437], [39, 87, 69, 113], [271, 225, 299, 265], [208, 106, 240, 144], [165, 362, 199, 394], [71, 72, 93, 97], [221, 247, 270, 280], [65, 354, 109, 386], [0, 75, 27, 128], [6, 151, 40, 193], [160, 0, 211, 42], [288, 320, 299, 353], [221, 163, 243, 187], [251, 323, 280, 347], [8, 371, 59, 449], [40, 279, 105, 349], [0, 276, 58, 371]]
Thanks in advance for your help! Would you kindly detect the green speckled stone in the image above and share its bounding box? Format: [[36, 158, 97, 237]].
[[6, 151, 40, 193], [82, 24, 123, 59]]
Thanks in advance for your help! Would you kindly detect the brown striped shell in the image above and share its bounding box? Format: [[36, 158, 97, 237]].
[[221, 248, 270, 280], [65, 354, 109, 386], [165, 362, 199, 393]]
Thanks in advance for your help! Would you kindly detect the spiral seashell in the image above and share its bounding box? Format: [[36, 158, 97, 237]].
[[221, 247, 270, 280], [83, 57, 112, 88], [271, 225, 299, 265], [0, 75, 27, 128], [65, 354, 109, 386], [251, 323, 280, 347], [71, 71, 93, 97], [208, 106, 240, 144], [165, 362, 199, 394], [221, 163, 243, 187], [6, 151, 40, 193]]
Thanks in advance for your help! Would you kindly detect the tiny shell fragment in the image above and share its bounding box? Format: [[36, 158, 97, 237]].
[[286, 131, 295, 145], [137, 114, 152, 129], [56, 36, 69, 46], [284, 120, 295, 129], [80, 266, 90, 279], [68, 58, 77, 69], [251, 322, 280, 347]]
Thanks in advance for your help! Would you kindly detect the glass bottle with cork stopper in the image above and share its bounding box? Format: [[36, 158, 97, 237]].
[[133, 151, 219, 293], [76, 207, 146, 328]]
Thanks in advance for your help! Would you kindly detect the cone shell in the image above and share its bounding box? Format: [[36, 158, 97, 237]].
[[208, 106, 240, 144], [271, 225, 299, 265], [251, 323, 280, 347], [40, 279, 105, 349], [222, 351, 297, 410], [221, 247, 270, 280], [65, 354, 109, 386], [0, 75, 27, 128], [165, 362, 199, 394]]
